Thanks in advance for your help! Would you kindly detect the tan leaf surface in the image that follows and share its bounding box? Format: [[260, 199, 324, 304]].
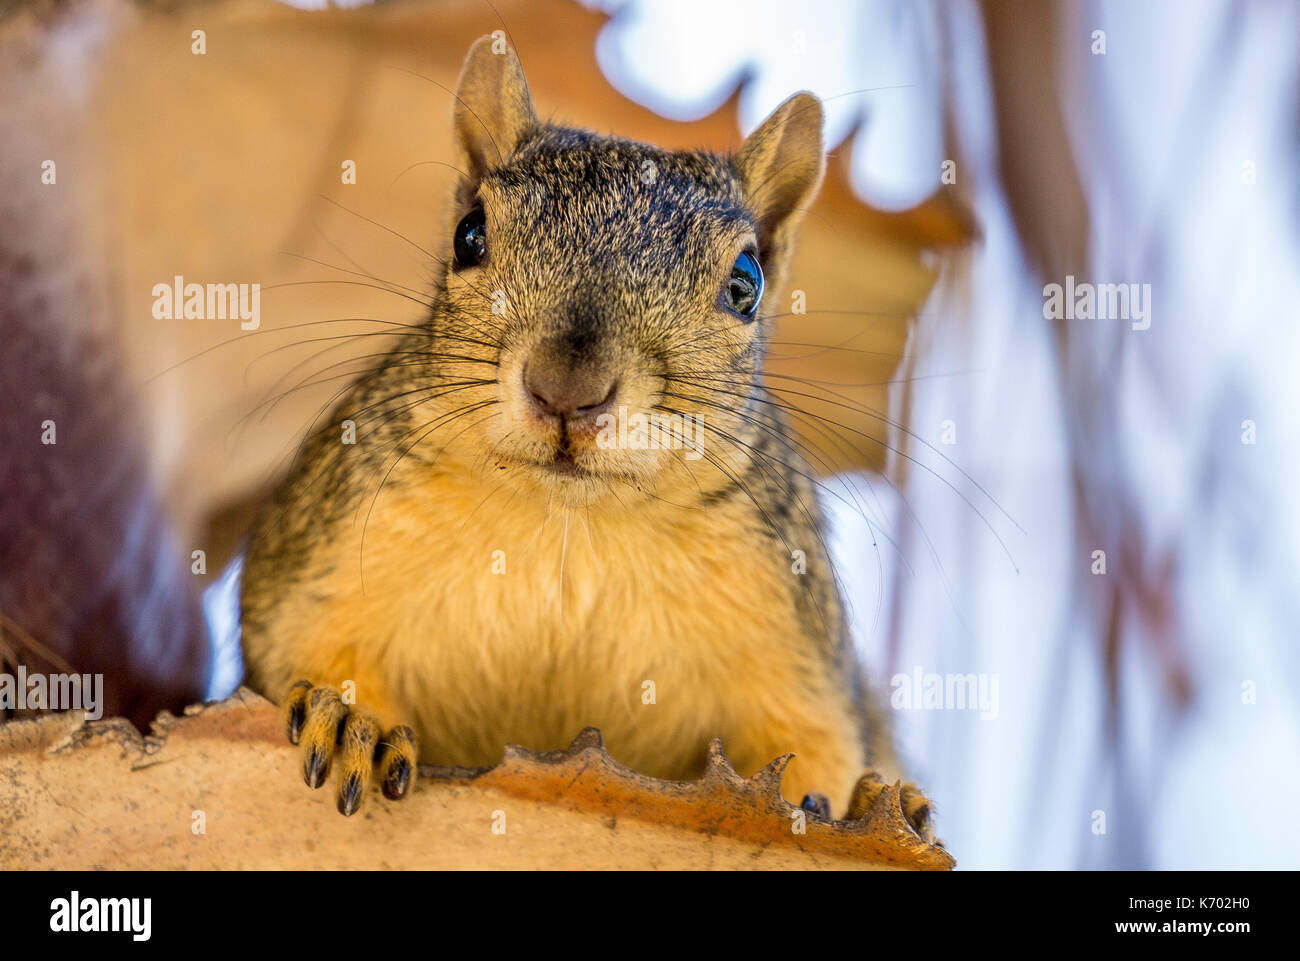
[[0, 691, 954, 870]]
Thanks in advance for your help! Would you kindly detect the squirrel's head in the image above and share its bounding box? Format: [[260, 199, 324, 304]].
[[433, 36, 825, 506]]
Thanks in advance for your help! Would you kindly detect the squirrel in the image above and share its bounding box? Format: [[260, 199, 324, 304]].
[[240, 35, 934, 836]]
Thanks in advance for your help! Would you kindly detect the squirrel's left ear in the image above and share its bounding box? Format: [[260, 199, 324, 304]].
[[452, 36, 538, 198], [734, 92, 826, 288]]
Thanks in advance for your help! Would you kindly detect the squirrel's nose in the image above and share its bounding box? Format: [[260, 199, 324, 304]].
[[523, 361, 617, 423]]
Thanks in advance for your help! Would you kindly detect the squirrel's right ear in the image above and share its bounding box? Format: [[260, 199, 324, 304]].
[[452, 35, 537, 195]]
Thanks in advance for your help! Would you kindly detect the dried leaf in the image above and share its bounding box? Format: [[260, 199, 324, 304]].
[[0, 690, 952, 870]]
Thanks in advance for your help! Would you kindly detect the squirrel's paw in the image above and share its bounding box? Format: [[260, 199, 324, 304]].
[[834, 770, 938, 844], [282, 680, 417, 816]]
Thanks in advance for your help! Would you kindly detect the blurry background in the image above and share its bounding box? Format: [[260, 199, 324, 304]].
[[2, 0, 1296, 868]]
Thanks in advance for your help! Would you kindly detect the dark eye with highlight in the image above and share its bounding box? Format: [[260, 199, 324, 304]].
[[723, 250, 763, 319], [453, 206, 487, 268]]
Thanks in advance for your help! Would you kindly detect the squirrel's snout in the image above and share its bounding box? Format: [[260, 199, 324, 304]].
[[523, 359, 618, 427]]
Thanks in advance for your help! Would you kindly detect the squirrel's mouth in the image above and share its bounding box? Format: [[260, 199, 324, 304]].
[[491, 445, 599, 480], [541, 448, 589, 478]]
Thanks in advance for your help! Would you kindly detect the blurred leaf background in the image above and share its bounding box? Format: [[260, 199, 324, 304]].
[[2, 0, 1296, 867]]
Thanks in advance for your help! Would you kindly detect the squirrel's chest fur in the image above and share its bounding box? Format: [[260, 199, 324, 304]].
[[248, 468, 857, 786]]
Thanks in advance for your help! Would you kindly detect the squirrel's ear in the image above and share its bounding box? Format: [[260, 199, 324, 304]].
[[453, 35, 537, 194], [734, 92, 826, 285]]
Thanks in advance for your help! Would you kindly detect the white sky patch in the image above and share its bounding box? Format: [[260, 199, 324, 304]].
[[203, 556, 245, 701], [585, 0, 944, 210]]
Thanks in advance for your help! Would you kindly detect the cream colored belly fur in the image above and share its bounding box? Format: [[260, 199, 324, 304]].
[[245, 479, 864, 806]]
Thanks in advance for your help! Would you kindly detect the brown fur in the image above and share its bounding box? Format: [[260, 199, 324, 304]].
[[241, 36, 924, 824]]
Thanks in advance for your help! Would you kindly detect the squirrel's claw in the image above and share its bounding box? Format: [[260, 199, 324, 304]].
[[799, 793, 832, 818], [280, 681, 418, 816], [846, 769, 938, 845], [283, 679, 313, 744], [379, 726, 417, 800]]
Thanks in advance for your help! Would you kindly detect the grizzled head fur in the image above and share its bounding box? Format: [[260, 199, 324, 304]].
[[428, 36, 825, 506]]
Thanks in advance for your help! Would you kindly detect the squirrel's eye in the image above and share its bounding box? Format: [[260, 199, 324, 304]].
[[453, 207, 487, 268], [723, 250, 763, 319]]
